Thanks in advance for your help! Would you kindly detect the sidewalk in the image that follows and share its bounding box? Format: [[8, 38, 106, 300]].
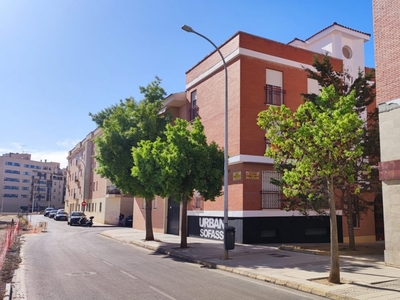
[[100, 228, 400, 300]]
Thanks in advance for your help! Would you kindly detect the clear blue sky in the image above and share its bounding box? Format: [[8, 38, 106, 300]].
[[0, 0, 374, 168]]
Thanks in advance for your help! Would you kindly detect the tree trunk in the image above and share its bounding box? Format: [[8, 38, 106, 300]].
[[180, 194, 188, 248], [347, 195, 356, 251], [145, 198, 154, 241], [328, 178, 341, 284]]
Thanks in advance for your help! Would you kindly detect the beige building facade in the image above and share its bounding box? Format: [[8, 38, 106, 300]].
[[0, 152, 65, 212], [65, 128, 133, 224], [373, 0, 400, 267]]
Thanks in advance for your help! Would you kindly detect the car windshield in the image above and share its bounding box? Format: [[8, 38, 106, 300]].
[[71, 212, 85, 216], [50, 210, 57, 213], [58, 212, 68, 215]]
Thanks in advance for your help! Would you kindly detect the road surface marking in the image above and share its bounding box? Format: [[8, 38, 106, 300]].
[[102, 260, 113, 266], [120, 270, 137, 279], [149, 286, 176, 300]]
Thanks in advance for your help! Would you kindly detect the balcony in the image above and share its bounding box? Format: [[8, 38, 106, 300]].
[[106, 186, 121, 195]]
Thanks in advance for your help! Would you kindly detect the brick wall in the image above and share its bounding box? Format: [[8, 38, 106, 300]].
[[373, 0, 400, 104]]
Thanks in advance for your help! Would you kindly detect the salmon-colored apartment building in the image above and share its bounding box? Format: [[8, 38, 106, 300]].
[[65, 128, 133, 225]]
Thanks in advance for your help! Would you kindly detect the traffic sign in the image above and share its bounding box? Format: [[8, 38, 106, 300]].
[[82, 201, 87, 207]]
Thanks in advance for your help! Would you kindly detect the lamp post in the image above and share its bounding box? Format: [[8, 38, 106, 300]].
[[182, 25, 230, 259]]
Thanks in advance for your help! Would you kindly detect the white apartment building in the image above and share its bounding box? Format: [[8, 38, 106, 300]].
[[0, 153, 66, 212]]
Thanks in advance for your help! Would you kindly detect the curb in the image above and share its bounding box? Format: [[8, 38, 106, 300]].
[[105, 234, 358, 300], [3, 283, 12, 300]]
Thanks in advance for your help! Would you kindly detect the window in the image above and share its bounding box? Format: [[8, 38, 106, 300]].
[[190, 90, 198, 121], [22, 179, 30, 183], [5, 169, 20, 174], [261, 229, 277, 238], [4, 185, 19, 190], [3, 194, 18, 198], [99, 202, 102, 212], [351, 195, 361, 228], [23, 171, 30, 176], [5, 161, 20, 167], [265, 85, 284, 105], [265, 137, 271, 151], [265, 69, 284, 105], [4, 178, 19, 182], [261, 170, 281, 209], [22, 187, 29, 191], [342, 45, 352, 59], [305, 228, 328, 236]]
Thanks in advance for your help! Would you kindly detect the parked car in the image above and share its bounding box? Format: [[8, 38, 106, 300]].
[[48, 209, 58, 219], [44, 207, 55, 217], [54, 211, 68, 221], [68, 211, 86, 226], [124, 215, 133, 227]]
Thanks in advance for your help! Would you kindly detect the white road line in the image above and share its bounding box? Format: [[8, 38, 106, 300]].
[[149, 286, 176, 300], [120, 270, 137, 279], [89, 253, 97, 258], [80, 247, 86, 251], [102, 260, 113, 266]]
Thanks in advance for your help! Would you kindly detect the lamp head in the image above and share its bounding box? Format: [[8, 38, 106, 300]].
[[181, 25, 194, 33]]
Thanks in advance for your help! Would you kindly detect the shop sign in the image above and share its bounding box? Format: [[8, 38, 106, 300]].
[[199, 217, 224, 240], [246, 171, 259, 180]]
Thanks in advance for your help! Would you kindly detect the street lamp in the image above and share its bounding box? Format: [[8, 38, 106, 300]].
[[182, 25, 230, 259]]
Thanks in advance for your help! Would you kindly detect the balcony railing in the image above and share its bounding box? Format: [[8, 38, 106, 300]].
[[106, 186, 121, 195]]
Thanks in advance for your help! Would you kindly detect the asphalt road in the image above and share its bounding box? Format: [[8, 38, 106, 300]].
[[13, 215, 325, 300]]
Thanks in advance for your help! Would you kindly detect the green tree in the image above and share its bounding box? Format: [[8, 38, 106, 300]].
[[257, 86, 364, 283], [302, 56, 378, 250], [132, 118, 224, 248], [90, 77, 170, 241]]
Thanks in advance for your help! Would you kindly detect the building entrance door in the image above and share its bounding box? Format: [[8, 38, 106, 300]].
[[167, 196, 180, 235]]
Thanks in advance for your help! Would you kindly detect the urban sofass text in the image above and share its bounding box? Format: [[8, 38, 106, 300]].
[[199, 217, 224, 240]]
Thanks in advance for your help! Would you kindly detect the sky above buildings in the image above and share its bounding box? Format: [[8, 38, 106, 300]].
[[0, 0, 375, 168]]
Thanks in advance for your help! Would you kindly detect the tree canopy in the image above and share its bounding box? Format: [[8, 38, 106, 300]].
[[90, 77, 169, 240], [132, 118, 225, 248], [257, 85, 364, 283], [302, 55, 379, 250]]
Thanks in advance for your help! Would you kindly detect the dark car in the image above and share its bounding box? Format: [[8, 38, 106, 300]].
[[48, 209, 58, 219], [68, 211, 86, 226], [44, 207, 55, 217], [124, 215, 133, 227], [54, 211, 68, 221]]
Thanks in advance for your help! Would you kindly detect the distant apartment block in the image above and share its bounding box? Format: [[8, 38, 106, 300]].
[[0, 153, 66, 212], [65, 128, 133, 224]]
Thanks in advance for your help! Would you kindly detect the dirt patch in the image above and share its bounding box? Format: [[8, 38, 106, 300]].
[[0, 216, 28, 299]]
